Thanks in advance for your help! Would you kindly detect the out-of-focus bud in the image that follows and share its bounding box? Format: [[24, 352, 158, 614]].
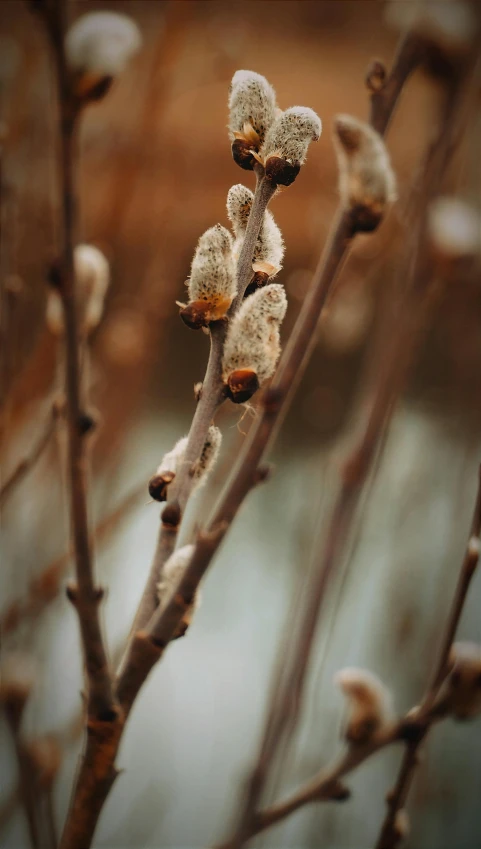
[[0, 651, 37, 713], [227, 184, 284, 290], [228, 70, 278, 170], [222, 283, 287, 403], [149, 426, 222, 502], [428, 197, 481, 267], [393, 809, 410, 843], [445, 642, 481, 720], [180, 225, 236, 329], [333, 115, 397, 232], [157, 544, 200, 638], [261, 106, 322, 186], [26, 735, 62, 788], [335, 667, 394, 744], [46, 244, 110, 338], [65, 12, 142, 101]]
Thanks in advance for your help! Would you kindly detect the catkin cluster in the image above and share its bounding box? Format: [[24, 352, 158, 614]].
[[333, 115, 397, 232], [227, 184, 284, 291], [229, 70, 321, 185], [335, 667, 394, 744], [46, 244, 110, 338], [222, 283, 287, 403], [180, 225, 236, 329], [149, 426, 222, 502]]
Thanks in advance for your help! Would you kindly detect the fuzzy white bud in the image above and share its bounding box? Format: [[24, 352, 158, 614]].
[[446, 642, 481, 720], [385, 1, 476, 57], [227, 184, 284, 277], [46, 244, 110, 338], [222, 283, 287, 403], [228, 70, 277, 148], [181, 225, 236, 328], [157, 544, 200, 636], [428, 197, 481, 261], [149, 427, 222, 501], [334, 114, 397, 231], [335, 667, 394, 744], [262, 106, 322, 166], [65, 12, 142, 80]]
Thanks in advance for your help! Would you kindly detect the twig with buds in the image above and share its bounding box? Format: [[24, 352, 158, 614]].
[[374, 466, 481, 849], [38, 0, 119, 732], [214, 699, 448, 849], [127, 28, 419, 748], [0, 653, 60, 849]]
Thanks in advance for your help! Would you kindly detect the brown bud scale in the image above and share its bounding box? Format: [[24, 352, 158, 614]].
[[225, 369, 259, 404]]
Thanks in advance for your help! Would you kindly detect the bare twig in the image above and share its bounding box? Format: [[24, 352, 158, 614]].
[[1, 480, 146, 637], [0, 405, 56, 507], [215, 702, 447, 849], [44, 0, 117, 724], [374, 465, 481, 849], [213, 39, 468, 849], [4, 704, 40, 849]]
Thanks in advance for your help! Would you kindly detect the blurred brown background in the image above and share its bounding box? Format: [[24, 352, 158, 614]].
[[1, 2, 481, 848]]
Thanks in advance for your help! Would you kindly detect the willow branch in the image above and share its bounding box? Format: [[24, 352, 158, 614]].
[[120, 170, 276, 653], [44, 0, 116, 723], [215, 700, 449, 849], [1, 480, 145, 637], [374, 464, 481, 849], [0, 406, 56, 506], [4, 704, 40, 849], [124, 27, 426, 742]]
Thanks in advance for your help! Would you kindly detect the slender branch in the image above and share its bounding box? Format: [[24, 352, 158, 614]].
[[119, 170, 277, 668], [0, 406, 56, 506], [374, 464, 481, 849], [4, 705, 40, 849], [215, 703, 447, 849], [368, 32, 426, 135], [45, 0, 116, 722], [1, 480, 146, 637], [126, 28, 426, 726]]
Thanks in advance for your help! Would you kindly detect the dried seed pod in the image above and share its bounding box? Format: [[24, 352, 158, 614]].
[[180, 225, 236, 329], [222, 283, 287, 403], [445, 642, 481, 720], [228, 70, 278, 170], [46, 244, 110, 337], [157, 544, 200, 638], [335, 667, 394, 744], [428, 197, 481, 263], [261, 106, 322, 186], [149, 426, 222, 502], [333, 114, 397, 232], [227, 184, 284, 281], [65, 11, 142, 99]]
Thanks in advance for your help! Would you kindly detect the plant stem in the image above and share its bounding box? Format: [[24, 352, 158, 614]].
[[374, 464, 481, 849]]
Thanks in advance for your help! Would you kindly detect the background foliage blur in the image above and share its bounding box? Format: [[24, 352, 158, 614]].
[[1, 2, 481, 847]]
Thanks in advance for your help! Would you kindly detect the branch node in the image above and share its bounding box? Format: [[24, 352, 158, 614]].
[[161, 500, 182, 528]]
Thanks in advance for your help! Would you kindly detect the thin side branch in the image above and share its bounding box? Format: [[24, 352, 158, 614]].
[[45, 0, 116, 722], [374, 464, 481, 849], [0, 407, 56, 507]]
